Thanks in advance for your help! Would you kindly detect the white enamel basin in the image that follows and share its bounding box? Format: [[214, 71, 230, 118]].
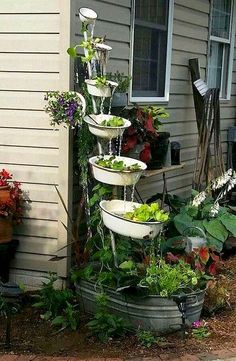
[[100, 200, 164, 239], [85, 79, 118, 97], [84, 114, 131, 139], [89, 155, 146, 186]]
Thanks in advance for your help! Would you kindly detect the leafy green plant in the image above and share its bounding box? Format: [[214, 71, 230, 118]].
[[136, 329, 157, 348], [95, 76, 108, 88], [87, 293, 131, 342], [139, 258, 200, 297], [124, 203, 169, 223], [95, 156, 141, 171], [192, 320, 210, 339], [101, 116, 125, 127], [107, 71, 131, 93], [67, 37, 103, 63], [33, 273, 79, 331]]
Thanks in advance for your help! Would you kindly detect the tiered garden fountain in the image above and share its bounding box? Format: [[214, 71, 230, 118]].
[[75, 8, 205, 332]]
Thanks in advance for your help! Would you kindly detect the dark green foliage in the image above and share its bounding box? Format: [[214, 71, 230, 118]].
[[87, 293, 131, 342], [136, 329, 157, 348], [33, 274, 79, 331]]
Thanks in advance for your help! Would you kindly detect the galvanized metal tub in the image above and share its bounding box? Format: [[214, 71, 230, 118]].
[[76, 280, 205, 332]]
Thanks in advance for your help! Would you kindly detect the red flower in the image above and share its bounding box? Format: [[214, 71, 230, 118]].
[[0, 168, 25, 224]]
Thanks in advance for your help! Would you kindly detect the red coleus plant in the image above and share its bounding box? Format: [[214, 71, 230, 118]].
[[121, 106, 169, 162], [166, 246, 220, 276], [0, 169, 25, 224]]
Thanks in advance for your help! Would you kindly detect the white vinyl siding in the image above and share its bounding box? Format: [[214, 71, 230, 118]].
[[0, 0, 71, 287]]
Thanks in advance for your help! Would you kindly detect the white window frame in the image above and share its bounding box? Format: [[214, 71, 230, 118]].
[[207, 0, 236, 100], [129, 0, 174, 103]]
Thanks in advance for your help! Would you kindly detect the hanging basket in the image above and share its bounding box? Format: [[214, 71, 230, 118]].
[[0, 217, 13, 243], [0, 186, 11, 203]]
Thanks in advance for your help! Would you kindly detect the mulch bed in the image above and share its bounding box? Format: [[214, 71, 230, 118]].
[[0, 255, 236, 359]]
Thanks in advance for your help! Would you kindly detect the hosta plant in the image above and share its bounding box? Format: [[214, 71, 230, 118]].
[[168, 170, 236, 252]]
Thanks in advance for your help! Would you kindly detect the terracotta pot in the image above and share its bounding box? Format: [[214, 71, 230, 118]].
[[0, 186, 11, 203], [0, 217, 13, 243]]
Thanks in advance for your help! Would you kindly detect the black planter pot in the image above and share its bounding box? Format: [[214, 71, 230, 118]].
[[0, 239, 19, 282], [147, 132, 170, 170]]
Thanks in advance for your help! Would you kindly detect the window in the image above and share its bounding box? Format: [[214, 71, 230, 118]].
[[130, 0, 173, 103], [208, 0, 235, 99]]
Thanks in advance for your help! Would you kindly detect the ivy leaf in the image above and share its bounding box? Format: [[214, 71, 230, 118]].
[[203, 219, 228, 242], [67, 46, 78, 58], [220, 213, 236, 236]]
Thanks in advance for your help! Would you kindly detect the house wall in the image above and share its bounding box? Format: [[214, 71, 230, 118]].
[[0, 0, 72, 288], [71, 0, 236, 201]]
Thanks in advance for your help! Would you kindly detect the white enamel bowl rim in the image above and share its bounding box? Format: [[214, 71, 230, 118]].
[[85, 79, 118, 88], [79, 7, 97, 20], [95, 43, 112, 52], [100, 200, 164, 225], [89, 155, 147, 174], [84, 115, 131, 130]]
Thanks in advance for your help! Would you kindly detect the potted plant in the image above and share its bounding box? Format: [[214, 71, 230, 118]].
[[100, 201, 168, 239], [75, 251, 207, 332], [85, 77, 118, 98], [89, 155, 146, 186], [44, 91, 86, 127], [0, 169, 25, 243], [84, 114, 131, 139], [0, 169, 25, 281], [121, 106, 170, 169], [107, 71, 131, 107]]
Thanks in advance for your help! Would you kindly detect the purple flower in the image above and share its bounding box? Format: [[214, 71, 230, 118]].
[[192, 320, 202, 329], [58, 96, 65, 105]]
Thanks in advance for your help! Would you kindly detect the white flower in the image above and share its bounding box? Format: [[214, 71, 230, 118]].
[[192, 191, 206, 207], [211, 169, 233, 190], [210, 202, 220, 217]]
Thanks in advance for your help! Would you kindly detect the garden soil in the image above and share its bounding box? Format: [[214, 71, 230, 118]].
[[0, 255, 236, 359]]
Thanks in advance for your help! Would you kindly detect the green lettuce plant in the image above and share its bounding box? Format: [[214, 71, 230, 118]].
[[139, 258, 200, 297], [124, 203, 169, 222], [101, 116, 124, 127], [95, 156, 141, 171]]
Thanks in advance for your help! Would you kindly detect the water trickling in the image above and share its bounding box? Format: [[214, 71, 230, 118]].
[[90, 23, 95, 38], [100, 96, 105, 114], [109, 138, 112, 155], [131, 184, 136, 203], [108, 86, 117, 115], [123, 185, 127, 213], [118, 130, 123, 156]]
